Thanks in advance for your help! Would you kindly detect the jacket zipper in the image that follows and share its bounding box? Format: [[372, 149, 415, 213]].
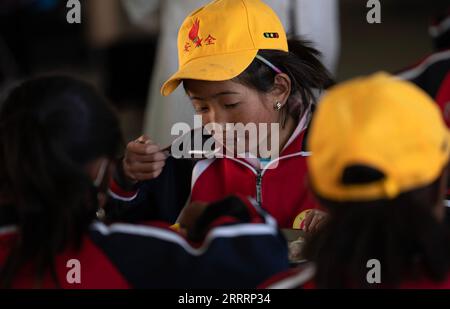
[[256, 170, 263, 206], [224, 152, 310, 207]]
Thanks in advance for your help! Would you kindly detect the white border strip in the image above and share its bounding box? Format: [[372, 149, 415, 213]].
[[397, 50, 450, 81], [0, 225, 18, 236], [429, 16, 450, 38], [265, 265, 316, 289], [261, 152, 311, 176], [91, 216, 278, 257], [108, 189, 139, 202], [191, 159, 216, 189]]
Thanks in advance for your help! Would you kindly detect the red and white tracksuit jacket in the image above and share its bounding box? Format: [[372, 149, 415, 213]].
[[260, 263, 450, 289], [109, 118, 318, 229], [189, 120, 318, 229], [397, 48, 450, 127], [0, 196, 290, 288]]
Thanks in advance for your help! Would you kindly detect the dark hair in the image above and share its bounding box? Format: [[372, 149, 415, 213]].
[[234, 39, 334, 125], [303, 165, 450, 288], [0, 75, 122, 287]]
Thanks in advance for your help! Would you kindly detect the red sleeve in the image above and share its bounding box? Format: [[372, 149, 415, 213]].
[[108, 177, 139, 201]]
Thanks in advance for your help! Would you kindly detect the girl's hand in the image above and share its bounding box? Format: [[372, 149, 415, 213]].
[[122, 135, 168, 183], [303, 209, 328, 233]]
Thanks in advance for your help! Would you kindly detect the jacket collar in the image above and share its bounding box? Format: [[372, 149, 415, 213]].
[[281, 111, 310, 157], [223, 111, 312, 171]]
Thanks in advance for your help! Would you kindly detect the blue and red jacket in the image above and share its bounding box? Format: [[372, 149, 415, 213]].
[[396, 7, 450, 128], [397, 48, 450, 128], [260, 264, 450, 289], [0, 196, 290, 288]]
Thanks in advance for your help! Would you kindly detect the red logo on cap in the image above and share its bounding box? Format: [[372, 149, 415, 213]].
[[184, 19, 216, 52], [189, 19, 203, 48]]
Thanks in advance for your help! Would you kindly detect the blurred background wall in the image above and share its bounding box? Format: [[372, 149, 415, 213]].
[[338, 0, 449, 79], [0, 0, 449, 142]]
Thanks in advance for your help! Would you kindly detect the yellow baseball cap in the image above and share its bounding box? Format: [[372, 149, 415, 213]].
[[308, 73, 450, 202], [161, 0, 288, 96]]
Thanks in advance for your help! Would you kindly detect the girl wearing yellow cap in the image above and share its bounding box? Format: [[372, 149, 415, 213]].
[[110, 0, 333, 230], [297, 73, 450, 288]]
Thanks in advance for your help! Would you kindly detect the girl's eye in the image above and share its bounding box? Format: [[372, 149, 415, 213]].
[[224, 103, 240, 109], [195, 106, 209, 114]]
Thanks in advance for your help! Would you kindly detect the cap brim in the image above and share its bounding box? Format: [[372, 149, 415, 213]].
[[161, 49, 258, 96]]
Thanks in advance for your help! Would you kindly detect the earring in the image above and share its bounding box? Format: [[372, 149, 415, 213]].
[[274, 101, 282, 111]]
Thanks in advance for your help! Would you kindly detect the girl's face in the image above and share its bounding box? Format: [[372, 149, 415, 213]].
[[184, 78, 292, 157], [184, 79, 278, 126]]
